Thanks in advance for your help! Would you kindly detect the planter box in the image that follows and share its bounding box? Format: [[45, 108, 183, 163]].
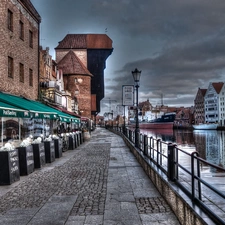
[[17, 145, 34, 176], [54, 139, 62, 158], [83, 132, 91, 141], [0, 149, 20, 185], [68, 136, 75, 150], [76, 133, 80, 146], [80, 132, 83, 144], [32, 143, 46, 169], [44, 141, 55, 163], [73, 134, 77, 148], [62, 137, 68, 152]]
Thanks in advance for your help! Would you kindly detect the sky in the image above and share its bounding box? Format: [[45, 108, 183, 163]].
[[31, 0, 225, 115]]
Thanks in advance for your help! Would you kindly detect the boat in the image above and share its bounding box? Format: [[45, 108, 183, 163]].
[[192, 123, 218, 130], [129, 112, 176, 129]]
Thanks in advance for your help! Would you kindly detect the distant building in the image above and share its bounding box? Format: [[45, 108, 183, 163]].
[[0, 0, 41, 99], [55, 34, 113, 118], [194, 88, 207, 124], [57, 50, 93, 118], [138, 99, 152, 119], [174, 107, 194, 128], [205, 82, 225, 125]]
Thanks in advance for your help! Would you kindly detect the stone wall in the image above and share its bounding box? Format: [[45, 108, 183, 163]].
[[63, 74, 91, 118]]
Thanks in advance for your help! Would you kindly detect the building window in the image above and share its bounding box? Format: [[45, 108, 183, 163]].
[[19, 63, 24, 82], [8, 9, 13, 31], [29, 30, 33, 48], [8, 56, 13, 78], [29, 69, 33, 86], [19, 20, 24, 40]]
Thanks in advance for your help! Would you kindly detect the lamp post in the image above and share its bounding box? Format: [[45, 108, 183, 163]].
[[132, 68, 141, 148]]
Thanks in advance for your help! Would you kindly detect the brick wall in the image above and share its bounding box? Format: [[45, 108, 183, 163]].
[[0, 0, 39, 100], [64, 75, 91, 118]]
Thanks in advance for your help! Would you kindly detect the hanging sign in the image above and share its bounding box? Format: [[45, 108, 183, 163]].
[[122, 85, 134, 106]]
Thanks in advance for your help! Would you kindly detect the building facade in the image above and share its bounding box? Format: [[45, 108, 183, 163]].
[[55, 34, 113, 118], [0, 0, 41, 100], [194, 88, 207, 124], [204, 82, 225, 125]]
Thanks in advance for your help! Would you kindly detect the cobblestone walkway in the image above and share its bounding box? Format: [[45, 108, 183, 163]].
[[0, 128, 180, 225]]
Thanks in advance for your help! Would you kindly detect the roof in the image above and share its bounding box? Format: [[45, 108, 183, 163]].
[[19, 0, 41, 23], [212, 82, 224, 94], [55, 34, 113, 49], [200, 88, 207, 97], [57, 50, 92, 76]]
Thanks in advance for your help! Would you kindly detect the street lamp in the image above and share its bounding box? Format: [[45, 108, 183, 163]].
[[132, 68, 141, 148]]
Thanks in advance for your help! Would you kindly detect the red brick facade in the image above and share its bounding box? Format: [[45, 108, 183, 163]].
[[57, 50, 93, 118], [0, 0, 41, 100]]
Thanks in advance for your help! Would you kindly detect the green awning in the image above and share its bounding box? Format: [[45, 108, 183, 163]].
[[71, 118, 80, 124], [0, 93, 57, 119], [32, 101, 72, 122], [0, 92, 81, 123], [0, 102, 30, 118]]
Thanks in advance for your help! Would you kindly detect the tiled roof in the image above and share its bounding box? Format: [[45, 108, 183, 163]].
[[212, 82, 224, 94], [20, 0, 41, 22], [199, 88, 207, 97], [57, 50, 92, 76], [55, 34, 113, 49]]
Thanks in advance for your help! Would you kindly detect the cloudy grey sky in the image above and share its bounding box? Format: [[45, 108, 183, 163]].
[[31, 0, 225, 114]]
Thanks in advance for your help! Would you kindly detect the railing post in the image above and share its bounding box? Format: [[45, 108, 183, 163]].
[[191, 151, 201, 201], [139, 133, 142, 151], [156, 139, 161, 165], [149, 136, 153, 159], [167, 143, 176, 181], [129, 130, 132, 142], [143, 135, 148, 156]]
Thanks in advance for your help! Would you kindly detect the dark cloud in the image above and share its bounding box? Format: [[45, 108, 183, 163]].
[[31, 0, 225, 113]]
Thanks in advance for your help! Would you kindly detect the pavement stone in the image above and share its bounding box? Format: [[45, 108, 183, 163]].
[[0, 127, 180, 225]]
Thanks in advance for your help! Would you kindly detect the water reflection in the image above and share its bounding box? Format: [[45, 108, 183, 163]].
[[140, 128, 225, 169]]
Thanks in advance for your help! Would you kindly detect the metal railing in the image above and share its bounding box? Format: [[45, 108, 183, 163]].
[[111, 126, 225, 225]]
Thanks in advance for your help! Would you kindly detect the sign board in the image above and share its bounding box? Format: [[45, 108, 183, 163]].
[[122, 85, 134, 106]]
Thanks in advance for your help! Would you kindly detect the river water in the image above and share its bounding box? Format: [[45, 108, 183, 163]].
[[140, 128, 225, 170]]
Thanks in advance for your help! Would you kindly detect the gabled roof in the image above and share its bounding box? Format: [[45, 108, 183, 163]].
[[198, 88, 207, 97], [212, 82, 224, 94], [57, 50, 92, 76], [55, 34, 113, 49]]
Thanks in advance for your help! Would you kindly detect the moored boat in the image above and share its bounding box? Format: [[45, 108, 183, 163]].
[[129, 113, 176, 129], [192, 123, 218, 130]]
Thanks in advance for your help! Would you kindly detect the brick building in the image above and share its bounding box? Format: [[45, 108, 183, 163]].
[[57, 50, 93, 118], [0, 0, 41, 100], [194, 88, 207, 124], [55, 34, 113, 118]]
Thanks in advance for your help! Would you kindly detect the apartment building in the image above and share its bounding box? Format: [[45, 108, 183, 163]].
[[204, 82, 225, 125], [194, 88, 207, 124]]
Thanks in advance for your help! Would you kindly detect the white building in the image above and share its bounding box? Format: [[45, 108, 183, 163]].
[[204, 82, 225, 125]]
